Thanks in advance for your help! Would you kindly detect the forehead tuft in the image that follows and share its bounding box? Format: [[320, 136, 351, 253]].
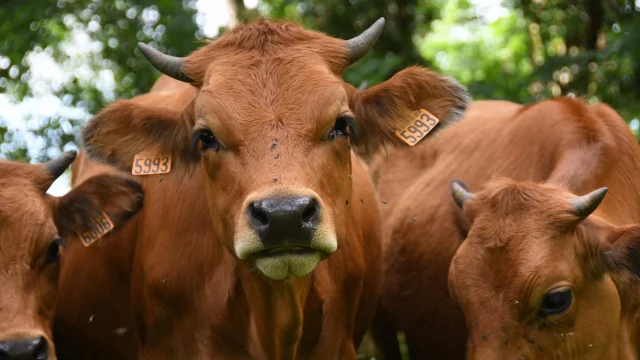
[[183, 19, 349, 82], [467, 180, 576, 248], [0, 182, 50, 219], [0, 163, 52, 227], [0, 185, 54, 257], [207, 19, 334, 52]]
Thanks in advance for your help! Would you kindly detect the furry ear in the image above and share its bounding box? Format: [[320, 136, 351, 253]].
[[81, 92, 198, 172], [347, 66, 471, 158], [54, 175, 144, 242], [603, 225, 640, 280]]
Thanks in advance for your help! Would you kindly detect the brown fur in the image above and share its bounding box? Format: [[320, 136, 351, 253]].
[[81, 21, 469, 169], [64, 19, 470, 360], [0, 156, 142, 359], [370, 98, 640, 359]]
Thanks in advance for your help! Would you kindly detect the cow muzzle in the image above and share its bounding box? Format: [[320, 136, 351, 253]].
[[0, 334, 50, 360], [248, 196, 318, 246], [236, 192, 337, 280]]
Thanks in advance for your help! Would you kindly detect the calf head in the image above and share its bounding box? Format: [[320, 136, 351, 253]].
[[81, 19, 470, 280], [448, 178, 640, 359], [0, 151, 142, 359]]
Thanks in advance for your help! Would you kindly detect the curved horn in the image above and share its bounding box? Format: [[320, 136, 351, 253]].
[[346, 18, 385, 65], [571, 187, 608, 218], [44, 150, 77, 180], [137, 43, 192, 83], [451, 180, 474, 208]]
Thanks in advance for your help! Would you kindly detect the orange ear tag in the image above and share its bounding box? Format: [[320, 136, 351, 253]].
[[77, 212, 114, 247], [131, 152, 172, 176], [395, 109, 440, 146]]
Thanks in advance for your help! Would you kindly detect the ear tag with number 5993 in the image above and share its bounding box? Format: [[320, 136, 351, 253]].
[[132, 152, 172, 176], [395, 109, 440, 146]]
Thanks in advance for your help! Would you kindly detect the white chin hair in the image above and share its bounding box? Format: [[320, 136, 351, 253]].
[[255, 252, 322, 280]]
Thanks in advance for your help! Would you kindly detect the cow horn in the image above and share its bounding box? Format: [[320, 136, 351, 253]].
[[44, 150, 77, 180], [346, 18, 385, 65], [137, 43, 193, 83], [571, 187, 608, 218], [451, 180, 474, 208]]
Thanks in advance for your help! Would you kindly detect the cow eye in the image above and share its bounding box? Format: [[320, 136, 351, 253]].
[[192, 129, 220, 152], [324, 115, 353, 141], [537, 287, 572, 317], [44, 238, 64, 265]]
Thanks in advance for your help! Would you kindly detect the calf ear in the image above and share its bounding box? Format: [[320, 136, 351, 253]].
[[603, 225, 640, 280], [348, 66, 471, 157], [53, 175, 144, 241], [80, 95, 197, 172]]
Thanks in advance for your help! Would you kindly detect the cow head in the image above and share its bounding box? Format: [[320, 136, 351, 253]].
[[0, 151, 143, 359], [81, 19, 470, 280], [448, 178, 640, 359]]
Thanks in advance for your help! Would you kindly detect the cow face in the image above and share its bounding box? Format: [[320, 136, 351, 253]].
[[0, 151, 142, 359], [448, 179, 640, 359], [81, 19, 470, 280]]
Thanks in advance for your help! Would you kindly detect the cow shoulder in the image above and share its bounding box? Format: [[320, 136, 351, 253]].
[[517, 98, 616, 193]]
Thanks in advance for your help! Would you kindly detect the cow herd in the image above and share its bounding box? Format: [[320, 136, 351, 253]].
[[1, 17, 639, 360]]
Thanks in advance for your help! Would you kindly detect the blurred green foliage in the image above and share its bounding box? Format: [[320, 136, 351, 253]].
[[0, 0, 638, 163], [420, 0, 640, 122], [0, 0, 200, 161]]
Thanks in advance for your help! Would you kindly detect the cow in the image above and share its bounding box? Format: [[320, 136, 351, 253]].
[[0, 150, 142, 359], [61, 18, 471, 359], [369, 97, 640, 359]]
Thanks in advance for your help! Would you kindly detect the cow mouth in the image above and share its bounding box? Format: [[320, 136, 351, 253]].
[[255, 246, 318, 258], [251, 245, 324, 280]]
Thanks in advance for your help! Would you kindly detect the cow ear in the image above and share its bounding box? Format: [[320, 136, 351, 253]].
[[603, 225, 640, 280], [348, 66, 471, 158], [80, 94, 198, 172], [53, 175, 144, 242], [600, 224, 640, 302]]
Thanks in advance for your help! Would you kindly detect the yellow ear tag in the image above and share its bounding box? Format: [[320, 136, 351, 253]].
[[395, 109, 440, 146], [131, 152, 172, 175], [77, 212, 114, 247]]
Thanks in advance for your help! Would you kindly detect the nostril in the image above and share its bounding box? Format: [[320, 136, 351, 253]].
[[249, 202, 269, 227], [301, 198, 319, 223], [33, 336, 48, 358], [0, 336, 48, 359]]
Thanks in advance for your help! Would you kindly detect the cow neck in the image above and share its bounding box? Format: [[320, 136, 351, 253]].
[[615, 303, 640, 359], [240, 270, 312, 360]]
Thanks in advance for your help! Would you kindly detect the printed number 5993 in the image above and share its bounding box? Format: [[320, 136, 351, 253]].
[[399, 130, 417, 144], [133, 159, 143, 175], [395, 109, 441, 146], [132, 154, 171, 175]]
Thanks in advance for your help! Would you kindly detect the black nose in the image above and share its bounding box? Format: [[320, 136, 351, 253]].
[[248, 196, 320, 247], [0, 336, 48, 360]]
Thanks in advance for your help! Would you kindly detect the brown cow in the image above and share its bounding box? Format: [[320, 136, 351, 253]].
[[0, 151, 142, 359], [65, 18, 470, 359], [370, 97, 640, 359]]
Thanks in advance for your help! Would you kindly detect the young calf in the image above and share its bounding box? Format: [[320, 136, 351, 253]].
[[449, 179, 640, 359], [0, 151, 142, 359]]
